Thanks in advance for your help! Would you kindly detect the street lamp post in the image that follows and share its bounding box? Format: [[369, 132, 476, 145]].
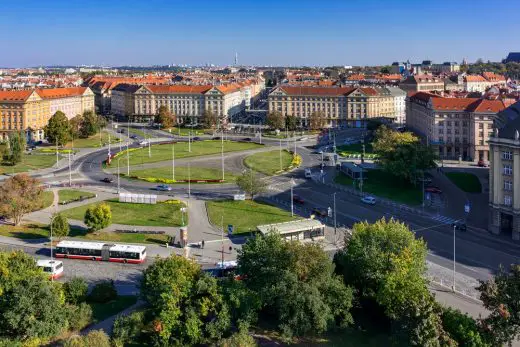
[[453, 222, 456, 292], [279, 138, 282, 171], [68, 152, 72, 187], [221, 131, 225, 181], [290, 178, 294, 217], [188, 162, 191, 198], [333, 192, 337, 235], [117, 157, 122, 194], [172, 143, 175, 182]]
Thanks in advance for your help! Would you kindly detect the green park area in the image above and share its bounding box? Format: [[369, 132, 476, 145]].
[[125, 166, 236, 183], [244, 150, 295, 175], [62, 199, 186, 227], [42, 191, 55, 209], [336, 143, 377, 159], [169, 127, 207, 136], [58, 189, 96, 204], [0, 154, 61, 174], [89, 296, 138, 323], [112, 140, 262, 166], [206, 200, 298, 234], [334, 169, 422, 205], [445, 172, 482, 193], [65, 130, 121, 148]]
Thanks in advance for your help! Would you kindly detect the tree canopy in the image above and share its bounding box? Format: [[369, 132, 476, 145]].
[[266, 111, 284, 130], [236, 233, 353, 338], [45, 111, 71, 146], [141, 255, 230, 346], [201, 110, 218, 129], [235, 170, 267, 200], [285, 115, 297, 131], [84, 203, 112, 231], [50, 212, 70, 240], [79, 111, 101, 138], [155, 106, 176, 128], [3, 132, 26, 166], [0, 174, 43, 225], [309, 111, 326, 130]]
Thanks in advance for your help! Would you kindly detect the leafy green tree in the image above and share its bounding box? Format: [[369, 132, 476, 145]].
[[219, 327, 257, 347], [380, 66, 391, 73], [155, 106, 176, 128], [477, 264, 520, 346], [237, 233, 353, 338], [3, 131, 26, 166], [112, 311, 146, 347], [201, 109, 218, 129], [50, 212, 70, 241], [309, 111, 327, 130], [285, 115, 297, 131], [63, 330, 110, 347], [44, 111, 71, 146], [66, 302, 93, 331], [69, 114, 83, 140], [266, 111, 284, 130], [141, 255, 230, 346], [0, 174, 43, 225], [79, 111, 100, 138], [89, 280, 117, 303], [441, 307, 490, 347], [0, 276, 67, 342], [84, 203, 112, 232], [63, 278, 88, 305], [235, 170, 267, 200], [0, 251, 45, 296], [335, 218, 451, 346]]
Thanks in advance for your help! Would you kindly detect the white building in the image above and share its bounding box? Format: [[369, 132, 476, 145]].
[[387, 87, 407, 125]]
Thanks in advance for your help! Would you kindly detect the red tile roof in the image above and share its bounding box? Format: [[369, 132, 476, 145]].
[[410, 92, 505, 113], [36, 87, 89, 99], [0, 90, 34, 101], [467, 99, 506, 113], [483, 72, 506, 82], [464, 75, 486, 82], [278, 86, 355, 96]]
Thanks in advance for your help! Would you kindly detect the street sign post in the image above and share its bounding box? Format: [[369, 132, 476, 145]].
[[227, 224, 233, 235]]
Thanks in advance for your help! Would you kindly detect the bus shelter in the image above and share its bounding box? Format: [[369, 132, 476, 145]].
[[257, 219, 325, 242]]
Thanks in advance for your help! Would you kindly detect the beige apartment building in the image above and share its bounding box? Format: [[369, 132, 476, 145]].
[[488, 101, 520, 239], [268, 86, 402, 128], [406, 92, 505, 161], [400, 75, 445, 92], [37, 87, 95, 119]]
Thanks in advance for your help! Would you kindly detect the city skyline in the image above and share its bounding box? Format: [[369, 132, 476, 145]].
[[1, 0, 519, 68]]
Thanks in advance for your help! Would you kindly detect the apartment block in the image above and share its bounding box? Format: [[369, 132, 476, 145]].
[[406, 92, 506, 161], [37, 87, 95, 119], [399, 75, 445, 92]]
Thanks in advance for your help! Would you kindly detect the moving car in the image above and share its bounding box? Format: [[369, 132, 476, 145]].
[[241, 137, 252, 142], [101, 177, 114, 183], [212, 136, 221, 140], [361, 196, 376, 205], [425, 186, 442, 194], [130, 135, 138, 139], [293, 195, 305, 204], [155, 184, 172, 191], [451, 221, 467, 231], [312, 207, 327, 217], [192, 137, 201, 141], [139, 140, 149, 146]]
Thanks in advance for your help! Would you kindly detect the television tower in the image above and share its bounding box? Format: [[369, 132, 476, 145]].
[[234, 52, 238, 66]]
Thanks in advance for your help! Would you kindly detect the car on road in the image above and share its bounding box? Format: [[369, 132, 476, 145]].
[[312, 207, 327, 217], [241, 138, 252, 142], [155, 184, 172, 191], [361, 196, 376, 205], [477, 160, 488, 167], [101, 177, 114, 183], [130, 135, 138, 139], [293, 195, 304, 204], [451, 221, 467, 231], [139, 140, 149, 146], [212, 136, 221, 140], [192, 137, 201, 141], [425, 186, 442, 194]]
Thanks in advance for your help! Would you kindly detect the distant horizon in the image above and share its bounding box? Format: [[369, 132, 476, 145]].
[[0, 0, 518, 68]]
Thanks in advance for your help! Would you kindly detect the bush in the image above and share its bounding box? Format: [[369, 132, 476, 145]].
[[112, 311, 146, 346], [84, 203, 112, 232], [63, 277, 88, 304], [66, 303, 93, 331], [83, 330, 110, 347], [62, 335, 84, 347], [218, 329, 257, 347], [441, 307, 490, 347], [88, 280, 117, 303]]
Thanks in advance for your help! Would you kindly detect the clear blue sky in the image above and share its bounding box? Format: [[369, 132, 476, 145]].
[[1, 0, 518, 67]]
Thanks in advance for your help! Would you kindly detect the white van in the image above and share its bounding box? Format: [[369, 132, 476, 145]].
[[304, 168, 312, 178]]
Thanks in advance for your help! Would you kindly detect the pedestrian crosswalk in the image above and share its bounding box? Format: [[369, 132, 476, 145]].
[[430, 214, 457, 225]]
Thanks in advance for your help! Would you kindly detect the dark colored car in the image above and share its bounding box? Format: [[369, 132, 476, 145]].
[[425, 186, 442, 194], [130, 135, 138, 139], [293, 195, 304, 204], [452, 221, 467, 231], [101, 177, 114, 183], [477, 160, 487, 167], [242, 138, 252, 142], [312, 207, 327, 217], [192, 137, 201, 141], [212, 136, 221, 140]]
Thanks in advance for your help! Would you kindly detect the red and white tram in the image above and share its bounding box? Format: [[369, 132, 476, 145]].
[[55, 240, 147, 264]]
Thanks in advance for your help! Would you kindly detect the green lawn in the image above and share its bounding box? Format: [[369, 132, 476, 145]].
[[335, 169, 422, 205], [206, 200, 298, 234], [169, 127, 207, 136], [58, 189, 96, 204], [61, 199, 186, 227], [65, 130, 121, 148], [112, 140, 262, 166], [127, 127, 152, 139], [42, 191, 55, 209], [89, 296, 138, 323], [244, 150, 293, 175], [0, 223, 48, 239], [125, 166, 236, 183], [446, 172, 482, 193], [0, 154, 61, 174]]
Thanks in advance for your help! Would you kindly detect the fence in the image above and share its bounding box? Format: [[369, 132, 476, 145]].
[[119, 193, 157, 204]]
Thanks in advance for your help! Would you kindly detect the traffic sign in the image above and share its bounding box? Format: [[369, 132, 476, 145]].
[[227, 224, 234, 234], [464, 202, 470, 214], [327, 207, 332, 217]]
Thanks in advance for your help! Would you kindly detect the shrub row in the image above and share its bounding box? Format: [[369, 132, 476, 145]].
[[59, 195, 95, 205]]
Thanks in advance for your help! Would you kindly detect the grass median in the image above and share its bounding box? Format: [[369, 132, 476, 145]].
[[445, 172, 482, 193], [58, 189, 96, 204], [61, 199, 186, 227], [124, 166, 236, 183], [65, 130, 121, 148], [111, 140, 262, 166], [206, 200, 298, 235], [334, 169, 422, 205], [0, 154, 61, 174], [244, 150, 294, 175]]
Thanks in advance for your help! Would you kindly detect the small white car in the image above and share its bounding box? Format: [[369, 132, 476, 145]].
[[139, 140, 149, 146], [361, 196, 376, 205]]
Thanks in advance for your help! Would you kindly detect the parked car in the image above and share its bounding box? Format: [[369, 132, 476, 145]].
[[192, 137, 201, 141], [452, 221, 467, 231], [477, 160, 488, 167], [155, 184, 172, 191], [101, 177, 114, 183], [425, 186, 442, 194], [212, 137, 221, 140], [242, 138, 252, 142], [312, 207, 327, 217], [293, 195, 305, 204], [361, 196, 376, 205]]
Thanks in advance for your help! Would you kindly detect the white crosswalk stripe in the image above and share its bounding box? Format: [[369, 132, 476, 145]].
[[430, 215, 456, 224]]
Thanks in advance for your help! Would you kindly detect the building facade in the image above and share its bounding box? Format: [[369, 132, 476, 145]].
[[406, 92, 505, 161], [488, 101, 520, 240], [387, 86, 407, 125], [37, 87, 95, 119], [399, 75, 445, 92]]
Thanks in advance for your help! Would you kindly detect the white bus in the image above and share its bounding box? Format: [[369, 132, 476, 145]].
[[37, 260, 64, 280], [55, 241, 147, 264]]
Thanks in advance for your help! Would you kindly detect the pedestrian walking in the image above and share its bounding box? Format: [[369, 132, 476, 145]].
[[201, 239, 205, 249]]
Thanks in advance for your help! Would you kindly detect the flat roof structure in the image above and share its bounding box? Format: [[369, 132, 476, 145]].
[[257, 219, 324, 236]]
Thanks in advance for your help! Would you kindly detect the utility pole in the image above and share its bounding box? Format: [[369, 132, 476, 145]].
[[279, 138, 282, 171], [453, 222, 456, 292], [148, 138, 151, 158], [126, 141, 130, 176], [290, 178, 294, 217], [221, 131, 225, 181], [221, 215, 224, 266], [108, 132, 111, 156], [188, 162, 191, 198], [117, 158, 121, 194], [172, 143, 175, 182], [333, 192, 337, 235], [68, 152, 72, 187], [55, 142, 59, 168], [188, 130, 192, 153]]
